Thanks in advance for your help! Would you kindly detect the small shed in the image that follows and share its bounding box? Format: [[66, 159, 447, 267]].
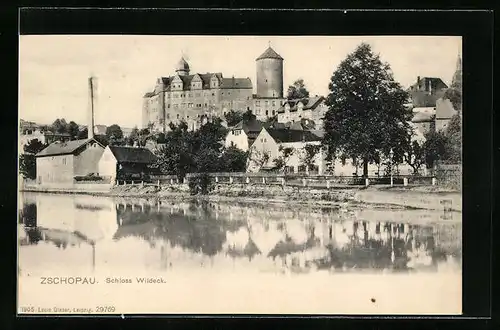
[[98, 145, 158, 183]]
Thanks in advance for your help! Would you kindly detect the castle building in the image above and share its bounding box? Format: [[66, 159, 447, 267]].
[[142, 58, 253, 132], [142, 46, 287, 132]]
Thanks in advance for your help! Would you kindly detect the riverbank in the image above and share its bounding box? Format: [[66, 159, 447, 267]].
[[21, 182, 461, 212]]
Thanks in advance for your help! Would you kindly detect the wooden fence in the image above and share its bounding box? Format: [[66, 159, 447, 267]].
[[115, 172, 438, 188]]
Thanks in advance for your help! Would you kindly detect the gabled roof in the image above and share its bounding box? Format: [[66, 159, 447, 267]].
[[409, 77, 448, 91], [256, 47, 284, 61], [108, 146, 157, 164], [265, 128, 322, 143], [36, 138, 103, 157], [277, 96, 325, 113], [144, 73, 227, 95]]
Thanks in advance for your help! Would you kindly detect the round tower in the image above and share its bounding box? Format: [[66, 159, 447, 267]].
[[256, 46, 284, 98], [175, 57, 190, 76]]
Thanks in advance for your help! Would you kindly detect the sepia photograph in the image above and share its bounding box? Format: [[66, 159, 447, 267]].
[[18, 35, 463, 315]]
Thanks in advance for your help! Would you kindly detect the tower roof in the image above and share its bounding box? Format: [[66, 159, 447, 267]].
[[175, 57, 190, 72], [256, 47, 283, 61]]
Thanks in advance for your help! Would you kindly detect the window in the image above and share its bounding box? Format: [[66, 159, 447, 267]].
[[272, 101, 276, 106], [166, 113, 170, 119], [233, 130, 241, 136], [168, 104, 170, 108], [265, 110, 269, 116], [187, 115, 190, 119], [265, 100, 269, 105], [272, 110, 275, 115], [177, 114, 180, 119], [212, 93, 215, 96]]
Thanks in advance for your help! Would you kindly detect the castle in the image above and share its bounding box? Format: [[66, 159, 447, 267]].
[[142, 46, 286, 132]]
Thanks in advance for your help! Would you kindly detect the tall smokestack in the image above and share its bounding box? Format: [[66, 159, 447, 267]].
[[88, 76, 97, 139]]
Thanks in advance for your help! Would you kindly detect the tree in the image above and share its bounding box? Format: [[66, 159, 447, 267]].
[[423, 130, 448, 170], [443, 113, 461, 163], [19, 154, 37, 180], [403, 140, 426, 175], [248, 146, 270, 172], [322, 43, 413, 177], [272, 145, 295, 173], [50, 118, 68, 134], [225, 109, 256, 127], [154, 118, 228, 180], [224, 110, 243, 127], [242, 109, 257, 122], [287, 79, 310, 100], [221, 146, 248, 172], [77, 128, 88, 140], [105, 124, 124, 146], [126, 126, 140, 146], [299, 144, 321, 174], [19, 139, 47, 179], [23, 139, 46, 155], [66, 121, 80, 139], [444, 56, 462, 112], [155, 121, 195, 180]]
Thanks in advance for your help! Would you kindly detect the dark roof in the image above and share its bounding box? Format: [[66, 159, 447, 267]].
[[277, 96, 325, 113], [36, 138, 103, 157], [108, 146, 157, 164], [409, 77, 448, 91], [265, 128, 322, 143], [256, 47, 284, 61], [221, 77, 252, 89], [232, 119, 266, 134]]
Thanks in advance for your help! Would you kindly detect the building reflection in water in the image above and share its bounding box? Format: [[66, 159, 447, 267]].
[[18, 193, 462, 274]]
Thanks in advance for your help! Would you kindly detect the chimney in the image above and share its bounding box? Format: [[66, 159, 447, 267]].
[[88, 76, 96, 139], [428, 79, 432, 94]]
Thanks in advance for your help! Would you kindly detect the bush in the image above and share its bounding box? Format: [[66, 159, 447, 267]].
[[188, 173, 214, 195]]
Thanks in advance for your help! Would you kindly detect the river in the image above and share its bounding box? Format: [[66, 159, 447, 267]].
[[17, 192, 462, 315]]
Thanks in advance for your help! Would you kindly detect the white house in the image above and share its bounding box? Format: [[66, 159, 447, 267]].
[[35, 138, 105, 184], [247, 127, 327, 174], [98, 145, 158, 183], [225, 119, 267, 152]]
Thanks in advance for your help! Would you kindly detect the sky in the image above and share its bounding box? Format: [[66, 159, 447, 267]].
[[19, 35, 461, 128]]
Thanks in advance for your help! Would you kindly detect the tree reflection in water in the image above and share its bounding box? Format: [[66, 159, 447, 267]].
[[18, 197, 462, 274]]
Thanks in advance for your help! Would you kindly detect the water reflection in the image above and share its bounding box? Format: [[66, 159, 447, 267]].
[[18, 193, 462, 275]]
